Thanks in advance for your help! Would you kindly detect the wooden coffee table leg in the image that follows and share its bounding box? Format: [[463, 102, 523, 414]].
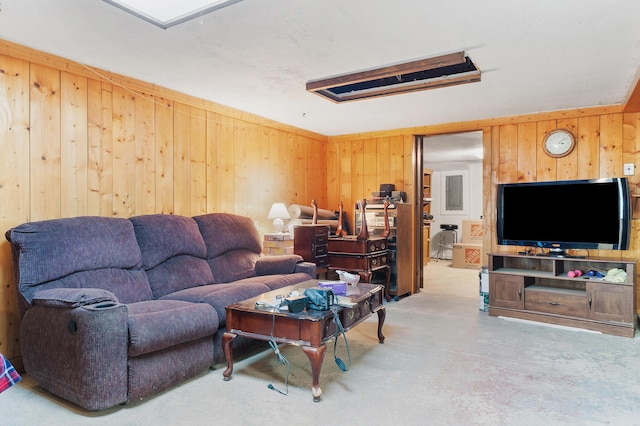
[[301, 344, 327, 402], [222, 332, 237, 381], [377, 306, 386, 343]]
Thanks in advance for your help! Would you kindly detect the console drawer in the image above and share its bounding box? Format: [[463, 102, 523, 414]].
[[525, 286, 587, 317], [339, 291, 382, 328]]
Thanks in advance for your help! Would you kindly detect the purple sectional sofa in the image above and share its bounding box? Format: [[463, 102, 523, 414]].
[[6, 213, 315, 411]]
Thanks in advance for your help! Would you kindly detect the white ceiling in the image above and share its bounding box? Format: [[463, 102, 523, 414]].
[[1, 1, 640, 159]]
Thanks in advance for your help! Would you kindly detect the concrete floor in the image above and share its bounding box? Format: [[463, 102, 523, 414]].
[[2, 260, 639, 425]]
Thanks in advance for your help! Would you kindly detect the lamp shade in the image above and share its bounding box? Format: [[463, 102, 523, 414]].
[[267, 203, 290, 220], [267, 203, 290, 233]]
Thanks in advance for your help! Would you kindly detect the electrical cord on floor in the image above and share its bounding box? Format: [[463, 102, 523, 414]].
[[267, 307, 290, 396], [331, 306, 350, 372]]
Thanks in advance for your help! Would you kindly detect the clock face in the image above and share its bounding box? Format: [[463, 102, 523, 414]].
[[543, 130, 575, 157]]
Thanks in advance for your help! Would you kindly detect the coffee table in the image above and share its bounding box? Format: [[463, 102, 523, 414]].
[[222, 279, 385, 401]]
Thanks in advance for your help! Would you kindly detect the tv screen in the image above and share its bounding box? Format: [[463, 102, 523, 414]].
[[497, 178, 631, 254]]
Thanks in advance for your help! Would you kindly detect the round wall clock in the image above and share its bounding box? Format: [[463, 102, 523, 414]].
[[543, 129, 576, 158]]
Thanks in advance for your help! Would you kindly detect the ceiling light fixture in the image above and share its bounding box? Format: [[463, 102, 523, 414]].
[[307, 51, 481, 103], [102, 0, 243, 29]]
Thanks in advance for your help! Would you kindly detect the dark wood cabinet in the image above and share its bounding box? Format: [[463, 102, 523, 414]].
[[293, 224, 330, 268], [327, 235, 391, 302], [488, 253, 637, 337]]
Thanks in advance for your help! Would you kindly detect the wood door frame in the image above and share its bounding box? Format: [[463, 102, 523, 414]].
[[412, 135, 424, 291]]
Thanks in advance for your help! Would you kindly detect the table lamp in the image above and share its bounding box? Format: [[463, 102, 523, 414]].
[[267, 202, 290, 233]]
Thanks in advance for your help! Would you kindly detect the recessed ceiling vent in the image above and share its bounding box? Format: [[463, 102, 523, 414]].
[[306, 51, 480, 103]]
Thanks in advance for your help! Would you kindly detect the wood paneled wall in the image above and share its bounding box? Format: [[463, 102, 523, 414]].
[[325, 135, 415, 222], [0, 43, 327, 362]]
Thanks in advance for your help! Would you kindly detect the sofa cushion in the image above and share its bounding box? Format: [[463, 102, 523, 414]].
[[193, 213, 262, 258], [130, 214, 208, 270], [33, 269, 153, 305], [145, 255, 214, 299], [193, 213, 265, 282], [208, 249, 259, 283], [126, 300, 218, 358], [234, 272, 314, 291], [130, 214, 214, 298], [7, 216, 152, 305], [160, 282, 270, 326]]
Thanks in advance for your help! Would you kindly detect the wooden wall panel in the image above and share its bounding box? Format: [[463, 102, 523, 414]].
[[402, 135, 414, 203], [173, 102, 192, 216], [135, 93, 156, 215], [60, 72, 88, 217], [30, 63, 61, 220], [155, 98, 174, 214], [214, 113, 235, 214], [0, 54, 29, 359], [623, 113, 640, 195], [87, 80, 113, 216], [516, 122, 537, 182], [189, 107, 207, 217], [600, 114, 624, 177], [326, 139, 339, 211], [112, 86, 136, 217], [536, 120, 557, 181], [577, 115, 600, 180]]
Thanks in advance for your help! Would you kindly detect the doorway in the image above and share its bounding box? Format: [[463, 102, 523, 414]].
[[420, 132, 483, 299]]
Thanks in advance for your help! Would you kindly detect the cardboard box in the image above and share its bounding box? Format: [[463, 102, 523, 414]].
[[263, 246, 294, 255], [452, 243, 482, 269], [462, 220, 483, 243]]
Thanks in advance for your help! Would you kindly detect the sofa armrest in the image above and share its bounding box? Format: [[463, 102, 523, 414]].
[[20, 298, 128, 410], [32, 287, 118, 308], [255, 254, 304, 276], [294, 261, 317, 277]]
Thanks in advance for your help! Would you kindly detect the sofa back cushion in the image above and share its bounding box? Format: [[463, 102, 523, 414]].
[[193, 213, 261, 283], [130, 214, 214, 298], [7, 216, 153, 305]]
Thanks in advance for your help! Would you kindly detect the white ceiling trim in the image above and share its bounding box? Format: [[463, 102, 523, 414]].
[[102, 0, 243, 29]]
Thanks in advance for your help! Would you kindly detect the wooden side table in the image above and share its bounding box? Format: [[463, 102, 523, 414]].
[[327, 235, 391, 302], [293, 224, 330, 278]]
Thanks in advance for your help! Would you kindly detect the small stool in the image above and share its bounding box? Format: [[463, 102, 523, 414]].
[[435, 224, 458, 260]]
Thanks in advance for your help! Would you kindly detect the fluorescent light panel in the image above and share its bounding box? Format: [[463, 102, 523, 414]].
[[103, 0, 243, 29]]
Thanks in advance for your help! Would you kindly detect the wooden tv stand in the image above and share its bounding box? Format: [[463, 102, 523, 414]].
[[488, 253, 637, 337]]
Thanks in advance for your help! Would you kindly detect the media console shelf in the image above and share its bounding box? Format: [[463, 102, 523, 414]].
[[488, 253, 638, 337]]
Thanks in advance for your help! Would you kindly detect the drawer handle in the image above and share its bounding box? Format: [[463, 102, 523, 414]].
[[588, 294, 592, 309], [546, 301, 563, 306], [518, 287, 522, 300]]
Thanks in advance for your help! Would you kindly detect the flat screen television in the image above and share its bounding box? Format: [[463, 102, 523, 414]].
[[497, 177, 631, 256]]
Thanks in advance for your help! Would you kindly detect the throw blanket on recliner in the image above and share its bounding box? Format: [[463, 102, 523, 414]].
[[0, 353, 21, 393]]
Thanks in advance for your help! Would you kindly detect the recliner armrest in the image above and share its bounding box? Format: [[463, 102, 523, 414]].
[[255, 254, 304, 275], [32, 287, 118, 308], [21, 298, 129, 410], [294, 261, 317, 277]]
